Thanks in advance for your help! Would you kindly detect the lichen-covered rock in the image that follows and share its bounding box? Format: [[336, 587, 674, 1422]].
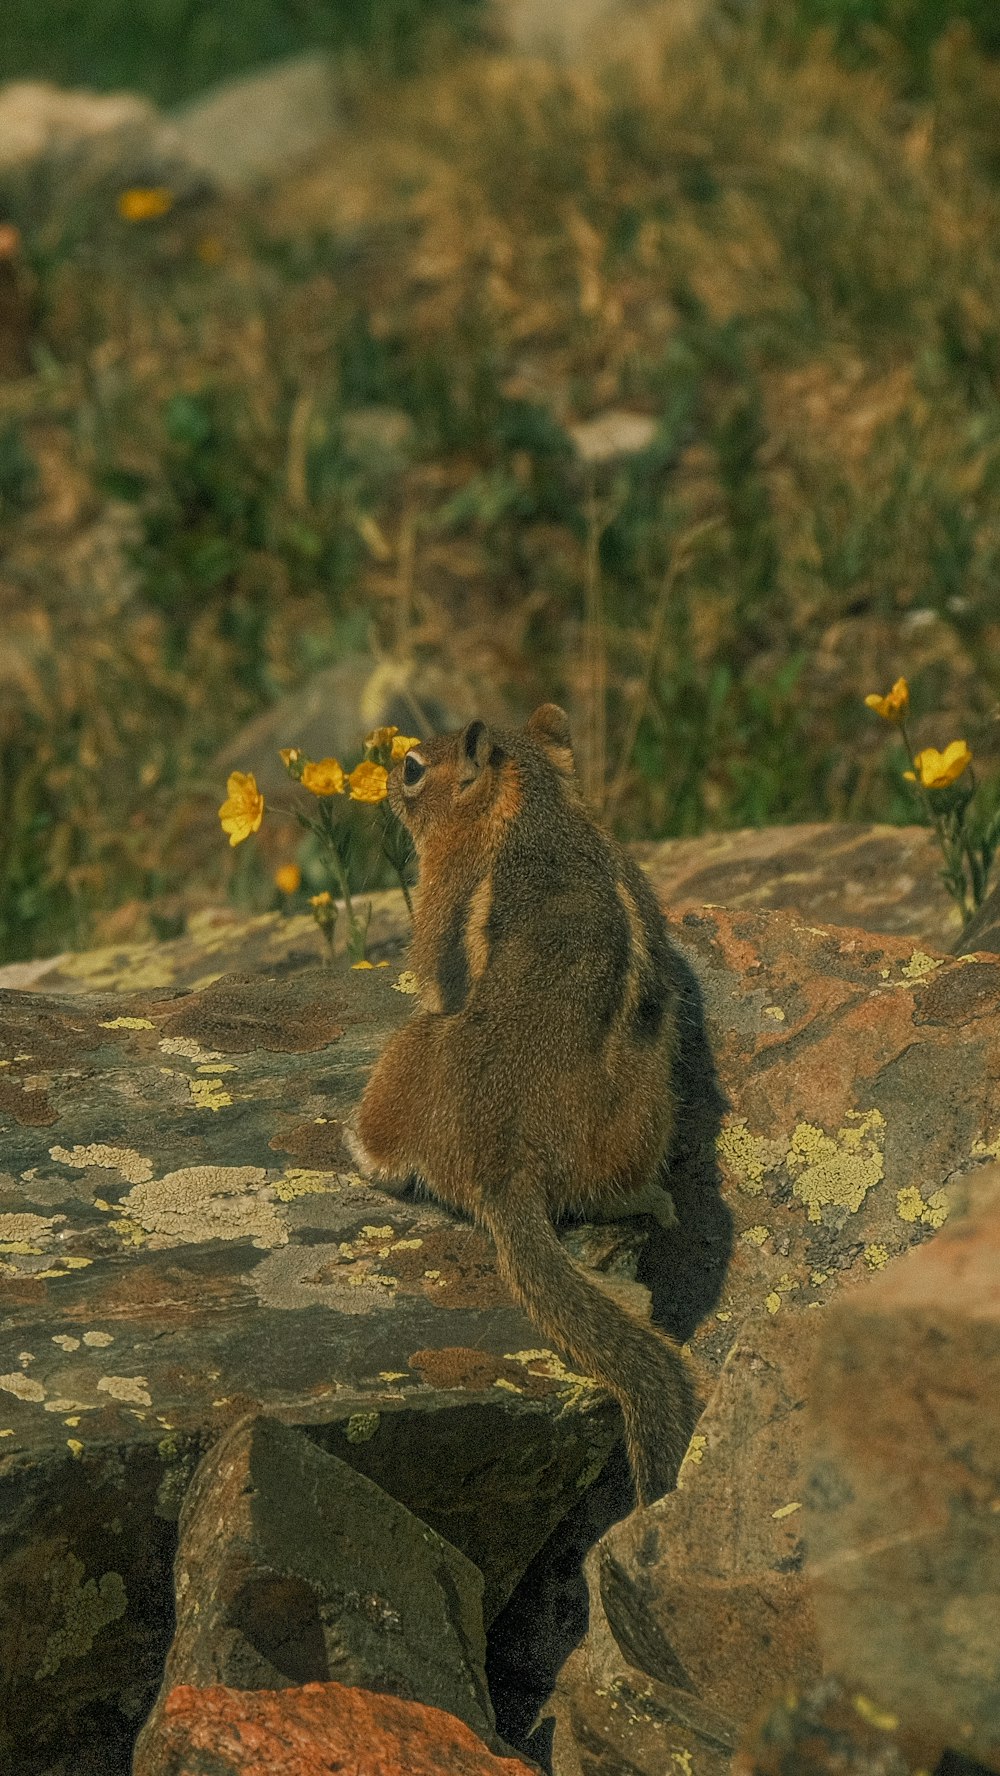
[[4, 904, 1000, 1773], [133, 1415, 507, 1765], [635, 821, 958, 949], [543, 1310, 820, 1773], [0, 965, 621, 1773], [805, 1166, 1000, 1770], [134, 1681, 539, 1776], [541, 901, 1000, 1772]]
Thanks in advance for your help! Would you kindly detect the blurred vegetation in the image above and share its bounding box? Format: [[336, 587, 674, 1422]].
[[2, 3, 1000, 961], [1, 0, 487, 105]]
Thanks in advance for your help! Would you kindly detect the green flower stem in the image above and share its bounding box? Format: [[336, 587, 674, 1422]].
[[899, 719, 972, 922]]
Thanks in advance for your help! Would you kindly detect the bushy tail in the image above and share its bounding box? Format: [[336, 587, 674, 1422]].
[[482, 1177, 700, 1505]]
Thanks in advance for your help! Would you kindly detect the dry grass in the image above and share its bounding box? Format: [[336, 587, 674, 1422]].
[[2, 11, 1000, 959]]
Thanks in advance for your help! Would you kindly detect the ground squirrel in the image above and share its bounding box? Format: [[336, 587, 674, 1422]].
[[354, 703, 701, 1504]]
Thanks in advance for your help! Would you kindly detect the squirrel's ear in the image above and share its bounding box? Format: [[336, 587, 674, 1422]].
[[526, 703, 575, 777], [457, 718, 495, 784]]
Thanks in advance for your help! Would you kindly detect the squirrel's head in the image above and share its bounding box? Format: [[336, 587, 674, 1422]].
[[389, 703, 576, 855]]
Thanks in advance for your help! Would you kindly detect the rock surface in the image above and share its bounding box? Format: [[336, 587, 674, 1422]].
[[732, 1676, 928, 1776], [634, 820, 961, 950], [4, 901, 1000, 1771], [133, 1415, 505, 1764], [806, 1167, 1000, 1771], [539, 891, 1000, 1771], [0, 821, 966, 998], [167, 54, 340, 191], [0, 964, 621, 1773], [135, 1681, 538, 1776]]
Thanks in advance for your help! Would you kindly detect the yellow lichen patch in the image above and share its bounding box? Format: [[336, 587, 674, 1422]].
[[59, 944, 175, 990], [715, 1309, 732, 1322], [0, 1372, 46, 1403], [896, 1186, 949, 1228], [98, 1017, 154, 1031], [189, 1077, 233, 1112], [271, 1169, 339, 1203], [35, 1257, 93, 1278], [504, 1349, 598, 1391], [786, 1110, 885, 1224], [765, 1291, 782, 1314], [717, 1119, 785, 1195], [110, 1218, 146, 1246], [35, 1556, 127, 1680], [390, 1237, 423, 1251], [345, 1411, 380, 1443], [676, 1432, 708, 1490], [116, 1165, 285, 1250], [900, 951, 942, 983], [810, 1270, 828, 1285], [67, 1439, 84, 1458], [52, 1335, 81, 1352], [741, 1224, 770, 1247], [971, 1134, 1000, 1161], [864, 1243, 889, 1270], [393, 971, 420, 995], [671, 1754, 694, 1776], [82, 1331, 114, 1348], [361, 1225, 395, 1240], [378, 1371, 408, 1382], [853, 1694, 899, 1732], [771, 1501, 802, 1520], [49, 1144, 154, 1185], [764, 1005, 786, 1022], [97, 1376, 152, 1407]]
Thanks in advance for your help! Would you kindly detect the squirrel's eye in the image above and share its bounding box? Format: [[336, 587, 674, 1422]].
[[402, 750, 426, 790]]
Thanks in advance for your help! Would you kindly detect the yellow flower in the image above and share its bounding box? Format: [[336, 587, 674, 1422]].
[[390, 734, 422, 761], [279, 747, 304, 779], [275, 863, 302, 894], [301, 757, 345, 797], [364, 725, 399, 751], [218, 772, 264, 847], [352, 960, 374, 970], [348, 761, 389, 803], [117, 187, 174, 223], [864, 678, 910, 723], [309, 891, 334, 907], [903, 741, 973, 789]]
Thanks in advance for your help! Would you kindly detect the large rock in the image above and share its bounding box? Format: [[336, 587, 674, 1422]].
[[0, 822, 961, 998], [134, 1415, 504, 1758], [167, 54, 340, 191], [805, 1167, 1000, 1770], [4, 901, 1000, 1771], [136, 1681, 538, 1776], [0, 965, 623, 1774], [540, 894, 1000, 1771], [634, 819, 961, 950]]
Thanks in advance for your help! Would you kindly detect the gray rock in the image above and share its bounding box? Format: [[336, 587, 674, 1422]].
[[167, 53, 340, 191], [133, 1415, 509, 1761], [0, 81, 156, 170]]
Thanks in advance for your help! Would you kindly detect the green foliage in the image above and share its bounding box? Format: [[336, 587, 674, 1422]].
[[1, 0, 486, 107], [5, 12, 1000, 960]]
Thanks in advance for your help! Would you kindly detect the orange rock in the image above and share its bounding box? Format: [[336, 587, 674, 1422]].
[[806, 1167, 1000, 1769], [135, 1680, 539, 1776]]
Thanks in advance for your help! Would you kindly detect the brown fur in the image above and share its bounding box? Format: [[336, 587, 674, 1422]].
[[356, 704, 701, 1503]]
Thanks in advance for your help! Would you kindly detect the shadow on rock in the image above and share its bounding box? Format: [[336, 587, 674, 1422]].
[[647, 942, 732, 1344]]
